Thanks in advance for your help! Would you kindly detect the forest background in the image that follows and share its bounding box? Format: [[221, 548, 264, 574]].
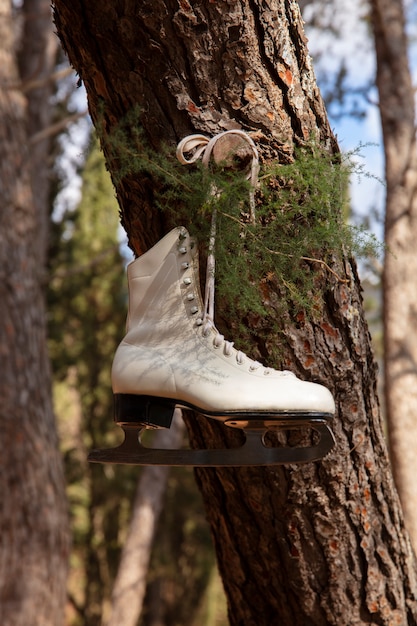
[[1, 0, 417, 625]]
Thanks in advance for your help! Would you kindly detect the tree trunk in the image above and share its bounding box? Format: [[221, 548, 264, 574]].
[[18, 0, 59, 261], [52, 1, 417, 623], [0, 1, 69, 625], [104, 411, 185, 626], [370, 0, 417, 551]]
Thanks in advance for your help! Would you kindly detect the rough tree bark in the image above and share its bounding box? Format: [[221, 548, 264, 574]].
[[0, 1, 69, 625], [52, 1, 417, 624], [370, 0, 417, 551]]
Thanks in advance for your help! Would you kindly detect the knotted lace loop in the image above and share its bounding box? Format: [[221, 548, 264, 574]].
[[176, 130, 259, 222]]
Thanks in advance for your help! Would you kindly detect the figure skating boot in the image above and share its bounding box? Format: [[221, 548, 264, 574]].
[[88, 225, 335, 467]]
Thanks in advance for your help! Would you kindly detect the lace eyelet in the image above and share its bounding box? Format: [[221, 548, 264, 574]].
[[183, 277, 192, 285], [263, 370, 271, 376], [190, 306, 199, 314], [186, 293, 195, 301], [181, 262, 190, 270]]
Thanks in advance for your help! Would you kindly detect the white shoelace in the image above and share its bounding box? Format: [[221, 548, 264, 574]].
[[176, 130, 262, 369]]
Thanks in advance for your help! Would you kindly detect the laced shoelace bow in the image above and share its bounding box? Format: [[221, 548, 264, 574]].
[[176, 130, 263, 369]]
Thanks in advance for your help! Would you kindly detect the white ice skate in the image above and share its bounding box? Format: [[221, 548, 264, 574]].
[[88, 132, 335, 466]]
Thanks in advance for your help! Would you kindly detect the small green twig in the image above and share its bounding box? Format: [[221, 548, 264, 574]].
[[221, 211, 349, 284]]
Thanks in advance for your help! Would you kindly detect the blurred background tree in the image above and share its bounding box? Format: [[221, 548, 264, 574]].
[[0, 0, 70, 623]]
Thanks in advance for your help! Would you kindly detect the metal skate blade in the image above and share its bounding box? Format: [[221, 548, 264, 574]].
[[223, 413, 333, 430], [88, 422, 335, 467]]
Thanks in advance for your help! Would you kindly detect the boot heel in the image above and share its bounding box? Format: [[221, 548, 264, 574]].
[[114, 394, 175, 428]]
